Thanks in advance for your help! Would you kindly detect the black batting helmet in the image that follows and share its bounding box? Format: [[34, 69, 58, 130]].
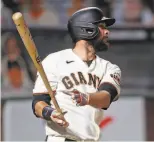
[[67, 7, 115, 51]]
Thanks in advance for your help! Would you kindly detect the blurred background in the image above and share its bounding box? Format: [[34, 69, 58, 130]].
[[1, 0, 154, 141]]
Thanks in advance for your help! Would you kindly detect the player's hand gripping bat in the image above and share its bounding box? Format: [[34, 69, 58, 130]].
[[12, 12, 64, 116]]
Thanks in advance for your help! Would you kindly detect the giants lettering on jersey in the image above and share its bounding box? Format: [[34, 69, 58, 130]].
[[62, 72, 101, 89]]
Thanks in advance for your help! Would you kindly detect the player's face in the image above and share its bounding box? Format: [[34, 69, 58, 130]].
[[98, 24, 109, 40], [98, 23, 110, 47]]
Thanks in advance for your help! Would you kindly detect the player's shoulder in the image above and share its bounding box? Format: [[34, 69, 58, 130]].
[[43, 49, 71, 61], [97, 55, 121, 71]]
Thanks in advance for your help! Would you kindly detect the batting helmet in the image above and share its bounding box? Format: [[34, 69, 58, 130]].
[[67, 7, 115, 51]]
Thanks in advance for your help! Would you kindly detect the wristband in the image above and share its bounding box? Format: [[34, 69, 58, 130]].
[[42, 106, 54, 120]]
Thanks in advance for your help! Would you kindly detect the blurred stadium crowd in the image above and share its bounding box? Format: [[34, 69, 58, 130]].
[[1, 0, 154, 28]]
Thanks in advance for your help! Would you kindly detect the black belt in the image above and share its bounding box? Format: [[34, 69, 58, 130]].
[[65, 138, 76, 141], [45, 136, 76, 141]]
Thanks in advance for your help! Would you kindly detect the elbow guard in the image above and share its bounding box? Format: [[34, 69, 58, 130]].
[[32, 94, 51, 117]]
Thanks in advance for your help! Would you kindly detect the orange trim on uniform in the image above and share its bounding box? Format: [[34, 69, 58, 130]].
[[33, 90, 56, 95]]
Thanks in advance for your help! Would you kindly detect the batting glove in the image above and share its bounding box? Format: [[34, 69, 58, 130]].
[[42, 106, 69, 127], [51, 109, 69, 127], [63, 89, 89, 106]]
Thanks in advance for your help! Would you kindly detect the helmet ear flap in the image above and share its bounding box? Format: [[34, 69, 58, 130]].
[[68, 22, 100, 42]]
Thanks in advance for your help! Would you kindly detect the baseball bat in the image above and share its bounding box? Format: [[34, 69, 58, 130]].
[[12, 12, 62, 114]]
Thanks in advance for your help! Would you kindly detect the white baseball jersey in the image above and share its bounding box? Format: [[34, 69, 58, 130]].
[[33, 49, 121, 141]]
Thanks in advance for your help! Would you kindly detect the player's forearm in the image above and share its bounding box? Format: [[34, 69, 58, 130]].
[[32, 93, 52, 118], [34, 101, 49, 118], [32, 94, 69, 127], [88, 91, 110, 109]]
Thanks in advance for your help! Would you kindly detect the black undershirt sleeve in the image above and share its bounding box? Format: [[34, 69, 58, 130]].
[[32, 94, 51, 117], [98, 83, 118, 109]]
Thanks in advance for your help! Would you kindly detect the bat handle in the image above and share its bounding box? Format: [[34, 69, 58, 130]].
[[49, 92, 68, 126], [48, 91, 62, 114]]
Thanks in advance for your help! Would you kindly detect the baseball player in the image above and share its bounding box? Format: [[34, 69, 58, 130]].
[[32, 7, 121, 142]]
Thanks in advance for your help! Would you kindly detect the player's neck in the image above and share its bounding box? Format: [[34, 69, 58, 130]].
[[73, 40, 96, 61]]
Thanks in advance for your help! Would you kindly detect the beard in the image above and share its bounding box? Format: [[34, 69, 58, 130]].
[[92, 36, 110, 52], [87, 32, 110, 52], [102, 37, 110, 48]]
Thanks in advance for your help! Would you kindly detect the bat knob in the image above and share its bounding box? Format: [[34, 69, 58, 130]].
[[12, 12, 23, 21]]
